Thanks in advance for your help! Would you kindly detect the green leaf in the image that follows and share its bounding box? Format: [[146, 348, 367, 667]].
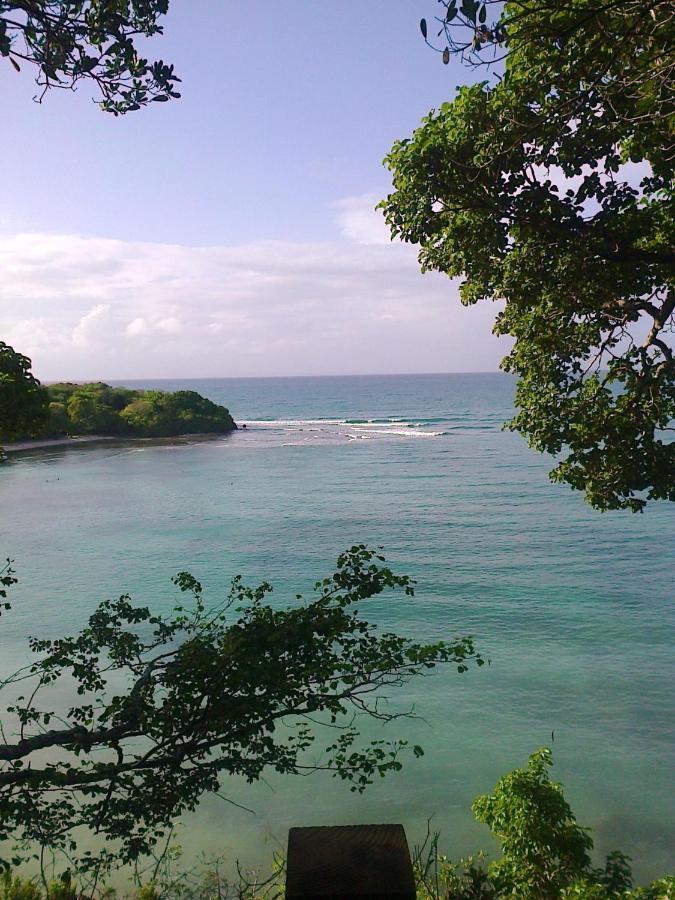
[[420, 18, 428, 39], [460, 0, 477, 24]]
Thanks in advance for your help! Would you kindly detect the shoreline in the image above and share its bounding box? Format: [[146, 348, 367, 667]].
[[2, 432, 237, 456]]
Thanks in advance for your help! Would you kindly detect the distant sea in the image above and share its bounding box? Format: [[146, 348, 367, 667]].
[[2, 374, 674, 880]]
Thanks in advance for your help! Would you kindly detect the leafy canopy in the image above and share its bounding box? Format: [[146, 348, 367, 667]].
[[118, 388, 237, 437], [0, 546, 483, 875], [383, 0, 674, 511], [0, 343, 48, 444], [7, 380, 237, 441], [0, 0, 179, 114], [472, 748, 594, 897]]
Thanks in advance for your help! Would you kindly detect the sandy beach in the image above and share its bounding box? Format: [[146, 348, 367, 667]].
[[2, 433, 235, 455], [3, 435, 116, 452]]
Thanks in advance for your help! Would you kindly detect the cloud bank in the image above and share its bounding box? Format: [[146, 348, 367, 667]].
[[0, 195, 507, 380]]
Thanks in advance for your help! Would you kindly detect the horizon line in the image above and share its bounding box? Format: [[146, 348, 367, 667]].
[[42, 369, 508, 383]]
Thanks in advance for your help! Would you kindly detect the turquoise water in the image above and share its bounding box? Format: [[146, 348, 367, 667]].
[[2, 374, 674, 880]]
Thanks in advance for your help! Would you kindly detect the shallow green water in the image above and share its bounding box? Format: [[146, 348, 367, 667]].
[[1, 374, 673, 880]]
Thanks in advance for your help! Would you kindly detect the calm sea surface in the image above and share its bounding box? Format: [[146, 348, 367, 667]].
[[2, 374, 673, 880]]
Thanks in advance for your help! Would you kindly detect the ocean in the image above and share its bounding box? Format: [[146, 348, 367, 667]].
[[1, 373, 673, 881]]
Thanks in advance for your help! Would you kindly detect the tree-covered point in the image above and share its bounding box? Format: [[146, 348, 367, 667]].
[[40, 382, 237, 439]]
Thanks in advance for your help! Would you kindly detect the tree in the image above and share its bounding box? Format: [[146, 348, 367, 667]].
[[119, 389, 237, 436], [45, 402, 70, 436], [0, 1, 179, 114], [0, 342, 48, 445], [472, 749, 594, 897], [66, 391, 120, 434], [382, 0, 674, 511], [0, 546, 483, 877], [415, 748, 675, 899]]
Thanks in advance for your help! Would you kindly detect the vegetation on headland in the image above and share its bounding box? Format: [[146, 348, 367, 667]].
[[0, 352, 237, 445], [0, 748, 672, 898], [43, 381, 237, 439]]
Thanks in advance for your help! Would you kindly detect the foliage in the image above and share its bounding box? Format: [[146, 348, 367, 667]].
[[0, 561, 17, 618], [2, 748, 673, 897], [415, 839, 494, 900], [0, 546, 483, 876], [419, 0, 508, 64], [383, 0, 675, 511], [0, 870, 79, 900], [128, 844, 285, 900], [66, 389, 121, 435], [472, 748, 593, 896], [414, 749, 675, 899], [118, 389, 237, 438], [0, 849, 283, 900], [16, 382, 237, 439], [0, 1, 179, 114], [45, 403, 69, 436], [0, 343, 49, 445]]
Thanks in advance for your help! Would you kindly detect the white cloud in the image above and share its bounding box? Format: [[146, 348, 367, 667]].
[[0, 195, 509, 379], [126, 317, 148, 338], [72, 304, 112, 347], [333, 193, 392, 245], [157, 317, 181, 334]]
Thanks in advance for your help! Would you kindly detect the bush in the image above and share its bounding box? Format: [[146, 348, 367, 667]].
[[414, 749, 674, 899], [45, 403, 70, 437], [119, 390, 236, 436]]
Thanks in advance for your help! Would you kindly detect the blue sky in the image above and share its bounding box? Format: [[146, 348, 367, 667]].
[[1, 1, 508, 379]]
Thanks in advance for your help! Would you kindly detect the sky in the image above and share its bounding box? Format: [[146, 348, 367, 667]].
[[1, 0, 509, 380]]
